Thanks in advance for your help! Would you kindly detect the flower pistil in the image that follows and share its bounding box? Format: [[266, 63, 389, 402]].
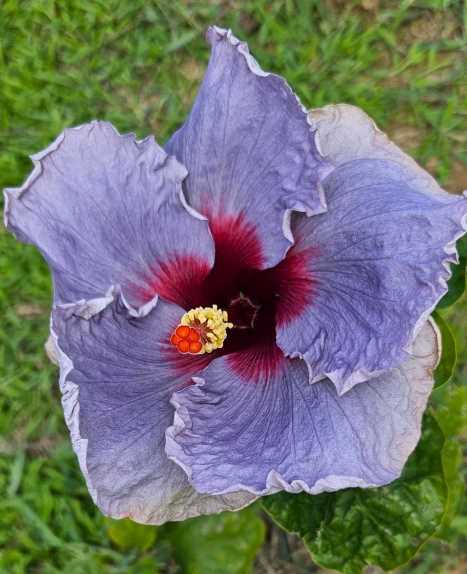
[[170, 305, 233, 355]]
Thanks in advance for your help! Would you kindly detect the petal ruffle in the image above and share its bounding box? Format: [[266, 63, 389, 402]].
[[165, 26, 329, 269], [277, 104, 467, 393], [52, 291, 255, 524], [4, 121, 214, 305], [166, 320, 439, 496]]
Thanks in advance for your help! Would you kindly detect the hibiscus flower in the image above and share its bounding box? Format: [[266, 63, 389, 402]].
[[4, 26, 466, 524]]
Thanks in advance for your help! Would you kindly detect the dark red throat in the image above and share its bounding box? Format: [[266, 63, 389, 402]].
[[140, 212, 317, 382]]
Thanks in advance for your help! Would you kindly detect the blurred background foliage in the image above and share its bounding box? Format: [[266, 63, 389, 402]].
[[0, 0, 465, 572]]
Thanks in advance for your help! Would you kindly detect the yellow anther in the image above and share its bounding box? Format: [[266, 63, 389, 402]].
[[178, 305, 233, 355]]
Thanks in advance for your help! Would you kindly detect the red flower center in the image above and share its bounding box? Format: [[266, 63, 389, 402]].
[[140, 213, 317, 381]]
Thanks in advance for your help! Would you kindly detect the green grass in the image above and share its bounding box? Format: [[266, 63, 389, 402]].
[[0, 1, 465, 572]]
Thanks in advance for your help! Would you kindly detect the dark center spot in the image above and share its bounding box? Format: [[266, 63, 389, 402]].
[[142, 212, 316, 379]]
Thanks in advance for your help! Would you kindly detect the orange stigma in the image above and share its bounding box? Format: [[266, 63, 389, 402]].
[[170, 326, 202, 354]]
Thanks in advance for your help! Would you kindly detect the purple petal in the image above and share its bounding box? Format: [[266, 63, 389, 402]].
[[165, 26, 329, 268], [52, 291, 255, 524], [166, 321, 439, 495], [4, 121, 214, 305], [277, 104, 467, 394]]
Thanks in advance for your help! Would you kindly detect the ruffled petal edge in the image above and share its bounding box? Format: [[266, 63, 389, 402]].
[[49, 286, 159, 511], [302, 104, 466, 394], [166, 318, 440, 496]]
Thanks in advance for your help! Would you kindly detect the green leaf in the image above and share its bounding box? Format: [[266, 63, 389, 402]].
[[432, 312, 457, 389], [105, 517, 157, 551], [166, 508, 265, 574], [433, 386, 467, 539], [262, 414, 447, 574], [125, 556, 160, 574], [437, 236, 467, 309]]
